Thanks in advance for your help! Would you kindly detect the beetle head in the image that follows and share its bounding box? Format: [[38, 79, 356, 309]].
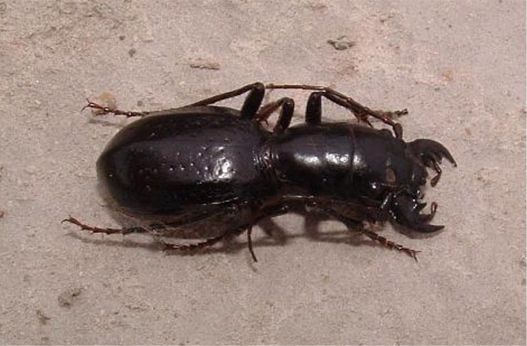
[[387, 139, 456, 232]]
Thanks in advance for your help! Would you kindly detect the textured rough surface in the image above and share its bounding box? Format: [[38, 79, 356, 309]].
[[0, 1, 525, 344]]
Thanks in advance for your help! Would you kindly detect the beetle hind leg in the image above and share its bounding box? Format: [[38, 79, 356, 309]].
[[62, 216, 150, 235], [186, 82, 265, 120], [82, 99, 148, 118], [161, 224, 249, 256], [161, 226, 257, 263]]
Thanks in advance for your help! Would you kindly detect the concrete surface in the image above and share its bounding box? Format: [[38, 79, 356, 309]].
[[0, 0, 525, 344]]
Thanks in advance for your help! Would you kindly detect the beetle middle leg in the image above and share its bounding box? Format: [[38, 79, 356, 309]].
[[163, 204, 289, 262], [256, 97, 295, 134]]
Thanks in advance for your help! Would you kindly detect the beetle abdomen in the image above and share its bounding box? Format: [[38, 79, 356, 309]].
[[97, 107, 273, 214]]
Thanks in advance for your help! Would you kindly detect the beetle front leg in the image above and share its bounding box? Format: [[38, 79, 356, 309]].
[[266, 84, 407, 138], [315, 206, 421, 261], [356, 225, 421, 261]]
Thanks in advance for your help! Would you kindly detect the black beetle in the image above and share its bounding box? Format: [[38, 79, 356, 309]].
[[64, 82, 456, 261]]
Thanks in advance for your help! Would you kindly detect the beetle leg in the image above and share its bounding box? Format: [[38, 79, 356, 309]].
[[161, 226, 245, 252], [357, 226, 421, 261], [266, 84, 407, 138], [256, 97, 295, 134], [62, 214, 222, 239], [82, 99, 148, 117], [315, 207, 421, 261], [305, 92, 323, 125], [162, 203, 288, 262], [62, 216, 150, 235], [248, 204, 290, 261], [185, 82, 265, 120], [161, 223, 258, 259], [62, 211, 225, 236]]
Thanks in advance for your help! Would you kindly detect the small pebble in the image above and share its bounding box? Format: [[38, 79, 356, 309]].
[[58, 287, 82, 307], [327, 36, 355, 50], [189, 59, 220, 70]]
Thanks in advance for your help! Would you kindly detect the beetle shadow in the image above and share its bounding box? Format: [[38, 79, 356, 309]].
[[63, 183, 439, 258], [64, 204, 402, 259]]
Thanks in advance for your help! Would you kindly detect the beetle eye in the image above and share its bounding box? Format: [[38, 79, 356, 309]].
[[385, 167, 397, 184]]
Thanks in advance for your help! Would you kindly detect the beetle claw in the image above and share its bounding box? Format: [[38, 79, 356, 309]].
[[413, 223, 444, 233], [62, 216, 82, 227], [409, 139, 456, 166], [392, 195, 444, 233], [409, 139, 456, 187]]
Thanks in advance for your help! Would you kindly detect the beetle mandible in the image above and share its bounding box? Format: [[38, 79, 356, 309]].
[[64, 82, 456, 261]]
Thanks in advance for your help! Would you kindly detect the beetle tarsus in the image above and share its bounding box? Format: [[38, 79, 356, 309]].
[[356, 225, 421, 261], [161, 235, 224, 252], [82, 99, 146, 118], [162, 226, 247, 255], [62, 216, 147, 235]]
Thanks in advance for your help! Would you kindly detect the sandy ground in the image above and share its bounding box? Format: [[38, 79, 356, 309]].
[[0, 1, 525, 344]]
